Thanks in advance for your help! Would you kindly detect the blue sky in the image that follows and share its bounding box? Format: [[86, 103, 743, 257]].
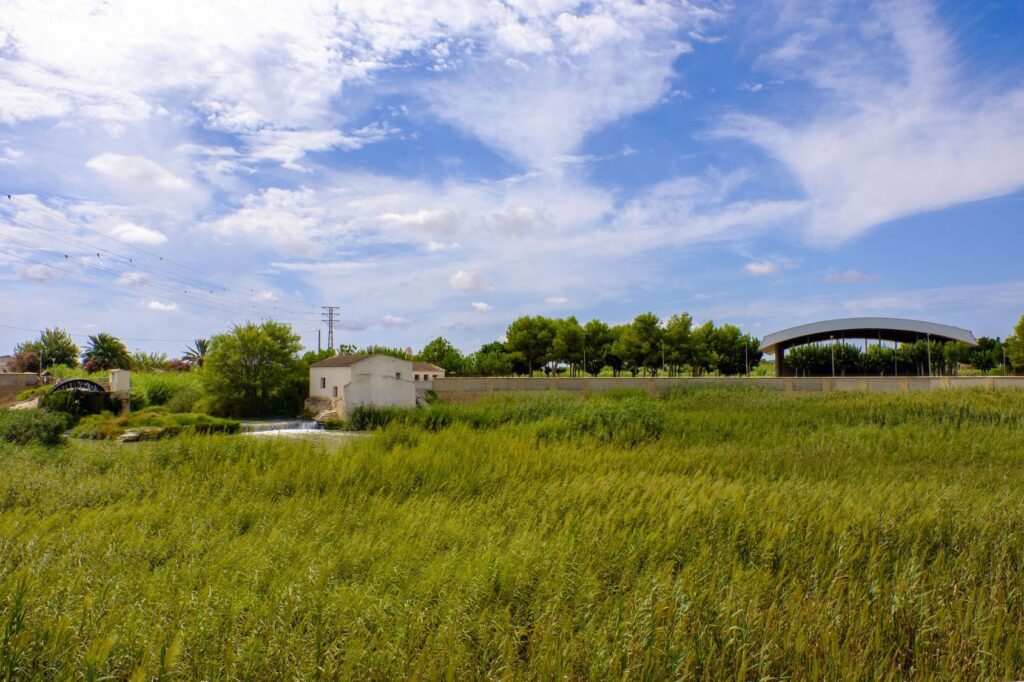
[[1, 0, 1022, 356]]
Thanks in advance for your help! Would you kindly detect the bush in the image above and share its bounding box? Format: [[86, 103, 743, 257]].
[[0, 409, 69, 446], [39, 390, 118, 423], [70, 408, 240, 440], [346, 405, 405, 431], [534, 396, 666, 447]]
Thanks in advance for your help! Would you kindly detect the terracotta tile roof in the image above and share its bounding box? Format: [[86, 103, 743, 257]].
[[309, 354, 371, 368], [412, 361, 444, 372]]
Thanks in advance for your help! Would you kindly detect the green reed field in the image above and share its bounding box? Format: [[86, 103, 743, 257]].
[[3, 387, 1024, 680]]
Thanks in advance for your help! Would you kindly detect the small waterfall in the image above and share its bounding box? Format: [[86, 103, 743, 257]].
[[240, 420, 323, 433]]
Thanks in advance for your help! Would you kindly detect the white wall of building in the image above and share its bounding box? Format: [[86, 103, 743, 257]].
[[309, 366, 352, 400]]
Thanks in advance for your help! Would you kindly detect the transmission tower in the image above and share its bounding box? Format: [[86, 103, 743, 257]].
[[321, 305, 339, 351]]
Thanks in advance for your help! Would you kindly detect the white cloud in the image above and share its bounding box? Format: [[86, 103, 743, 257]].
[[110, 221, 167, 245], [381, 208, 459, 235], [449, 269, 487, 293], [744, 261, 779, 276], [86, 153, 190, 191], [0, 147, 24, 164], [471, 301, 492, 312], [380, 314, 411, 328], [717, 0, 1024, 244], [545, 296, 569, 305], [18, 264, 55, 282], [247, 124, 398, 170], [146, 300, 178, 312], [825, 269, 877, 283], [118, 271, 149, 287]]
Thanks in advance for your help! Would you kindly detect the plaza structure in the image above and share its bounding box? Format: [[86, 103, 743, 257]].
[[758, 317, 978, 377]]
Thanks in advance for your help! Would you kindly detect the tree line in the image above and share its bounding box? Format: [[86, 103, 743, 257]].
[[785, 336, 1012, 377], [415, 313, 763, 378]]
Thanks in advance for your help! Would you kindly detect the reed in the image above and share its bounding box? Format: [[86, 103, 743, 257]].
[[2, 387, 1024, 679]]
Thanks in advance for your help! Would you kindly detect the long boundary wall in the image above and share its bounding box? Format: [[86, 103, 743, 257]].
[[432, 376, 1024, 403]]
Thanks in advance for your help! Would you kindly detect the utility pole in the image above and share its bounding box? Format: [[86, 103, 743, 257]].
[[321, 306, 339, 352]]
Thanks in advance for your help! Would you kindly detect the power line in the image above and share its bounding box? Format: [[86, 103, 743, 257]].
[[3, 193, 320, 315], [0, 239, 296, 320], [0, 245, 318, 322], [0, 322, 321, 344], [1, 214, 319, 318]]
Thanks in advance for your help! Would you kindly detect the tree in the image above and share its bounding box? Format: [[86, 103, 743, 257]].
[[358, 345, 411, 360], [551, 317, 584, 376], [1007, 315, 1024, 374], [184, 338, 211, 367], [15, 328, 79, 369], [418, 337, 465, 375], [82, 332, 132, 371], [131, 351, 169, 371], [688, 321, 717, 376], [583, 319, 613, 376], [203, 321, 305, 418], [662, 313, 693, 376], [967, 337, 1001, 372], [468, 342, 513, 376], [605, 325, 627, 377], [506, 316, 556, 375], [614, 313, 662, 376]]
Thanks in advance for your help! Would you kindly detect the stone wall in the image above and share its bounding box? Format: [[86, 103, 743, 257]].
[[431, 376, 1024, 403]]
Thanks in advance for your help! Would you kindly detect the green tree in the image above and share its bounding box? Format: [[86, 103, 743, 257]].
[[551, 317, 584, 376], [967, 337, 1001, 372], [662, 313, 693, 376], [582, 319, 613, 376], [358, 345, 412, 360], [605, 325, 627, 377], [506, 316, 556, 375], [615, 312, 662, 376], [82, 332, 132, 371], [862, 344, 895, 376], [688, 321, 717, 376], [15, 328, 80, 369], [1007, 315, 1024, 374], [418, 337, 465, 374], [468, 342, 513, 376], [203, 321, 305, 418], [184, 338, 211, 367]]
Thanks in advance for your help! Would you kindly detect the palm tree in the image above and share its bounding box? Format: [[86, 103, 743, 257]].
[[83, 332, 132, 370], [184, 338, 210, 367]]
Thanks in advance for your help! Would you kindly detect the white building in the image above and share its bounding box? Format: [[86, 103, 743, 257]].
[[412, 362, 445, 382], [308, 354, 417, 418]]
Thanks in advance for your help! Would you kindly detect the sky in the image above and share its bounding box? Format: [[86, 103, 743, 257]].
[[1, 0, 1022, 357]]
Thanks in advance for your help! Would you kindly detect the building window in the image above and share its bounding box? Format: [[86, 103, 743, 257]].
[[320, 377, 326, 389], [414, 374, 420, 381], [332, 386, 338, 398], [395, 372, 402, 380]]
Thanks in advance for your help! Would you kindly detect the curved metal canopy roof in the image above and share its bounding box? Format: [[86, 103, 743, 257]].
[[759, 317, 978, 354]]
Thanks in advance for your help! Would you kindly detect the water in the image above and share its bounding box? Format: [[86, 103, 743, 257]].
[[240, 420, 322, 434]]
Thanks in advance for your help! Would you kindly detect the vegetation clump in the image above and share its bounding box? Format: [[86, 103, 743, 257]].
[[3, 389, 1024, 677], [0, 408, 69, 446], [69, 407, 240, 440]]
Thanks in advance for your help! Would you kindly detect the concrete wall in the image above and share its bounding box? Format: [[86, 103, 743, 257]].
[[0, 373, 52, 403], [431, 375, 1024, 402], [309, 366, 353, 400], [344, 372, 416, 412]]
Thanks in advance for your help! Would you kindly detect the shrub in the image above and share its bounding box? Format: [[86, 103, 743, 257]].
[[346, 405, 405, 431], [70, 409, 240, 440], [0, 409, 69, 446], [39, 390, 117, 423]]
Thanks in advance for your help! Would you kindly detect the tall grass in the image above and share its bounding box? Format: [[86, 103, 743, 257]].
[[2, 388, 1024, 678]]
